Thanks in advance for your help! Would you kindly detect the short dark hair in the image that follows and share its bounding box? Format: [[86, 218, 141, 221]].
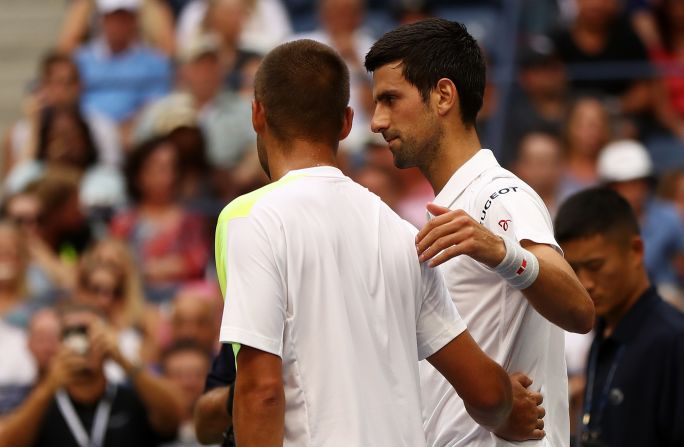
[[124, 136, 180, 202], [365, 18, 486, 127], [37, 106, 98, 168], [255, 39, 350, 146], [555, 187, 640, 245]]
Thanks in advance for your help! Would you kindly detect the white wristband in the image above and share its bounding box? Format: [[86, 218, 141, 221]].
[[493, 235, 539, 290]]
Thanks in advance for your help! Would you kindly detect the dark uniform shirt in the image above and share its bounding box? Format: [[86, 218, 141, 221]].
[[583, 287, 684, 446], [34, 384, 175, 447]]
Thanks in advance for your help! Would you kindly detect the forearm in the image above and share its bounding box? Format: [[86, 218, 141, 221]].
[[0, 381, 55, 447], [121, 358, 182, 436], [463, 367, 513, 432], [233, 385, 285, 447], [619, 81, 653, 115], [520, 244, 594, 333], [194, 387, 232, 445]]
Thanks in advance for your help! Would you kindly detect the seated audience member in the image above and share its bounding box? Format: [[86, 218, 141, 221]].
[[193, 343, 235, 447], [160, 341, 213, 446], [513, 130, 566, 218], [1, 53, 121, 177], [168, 284, 221, 355], [135, 34, 254, 171], [291, 0, 375, 152], [561, 96, 613, 197], [5, 106, 125, 211], [177, 0, 291, 57], [111, 138, 209, 303], [0, 220, 36, 328], [0, 309, 60, 415], [0, 302, 182, 447], [503, 37, 568, 167], [75, 258, 145, 383], [74, 0, 172, 126], [598, 140, 684, 300], [20, 169, 94, 293], [555, 187, 684, 447], [552, 0, 652, 116], [646, 0, 684, 164], [58, 0, 176, 56]]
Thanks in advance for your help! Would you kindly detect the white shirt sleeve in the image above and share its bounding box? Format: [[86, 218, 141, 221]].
[[218, 209, 286, 357], [415, 264, 467, 360], [476, 178, 561, 253]]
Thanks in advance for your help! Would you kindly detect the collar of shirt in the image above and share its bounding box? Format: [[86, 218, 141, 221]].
[[281, 166, 345, 179], [433, 149, 498, 208], [596, 286, 661, 344]]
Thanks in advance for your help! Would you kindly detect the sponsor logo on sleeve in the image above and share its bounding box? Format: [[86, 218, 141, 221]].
[[479, 187, 519, 224]]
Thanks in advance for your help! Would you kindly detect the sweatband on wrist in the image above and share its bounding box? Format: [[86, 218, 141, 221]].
[[493, 235, 540, 290]]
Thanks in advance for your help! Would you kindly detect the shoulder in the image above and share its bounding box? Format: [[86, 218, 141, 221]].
[[217, 176, 307, 225], [472, 171, 542, 222]]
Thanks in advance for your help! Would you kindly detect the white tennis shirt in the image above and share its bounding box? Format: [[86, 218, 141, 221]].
[[215, 166, 466, 447], [420, 150, 569, 447]]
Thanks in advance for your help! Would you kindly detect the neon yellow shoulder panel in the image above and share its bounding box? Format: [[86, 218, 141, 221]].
[[214, 174, 304, 299]]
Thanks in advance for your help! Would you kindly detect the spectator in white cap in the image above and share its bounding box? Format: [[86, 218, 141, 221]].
[[598, 139, 684, 299], [73, 0, 172, 129], [134, 33, 254, 171]]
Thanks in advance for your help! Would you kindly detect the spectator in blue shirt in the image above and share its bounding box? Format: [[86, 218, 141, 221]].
[[74, 0, 172, 125]]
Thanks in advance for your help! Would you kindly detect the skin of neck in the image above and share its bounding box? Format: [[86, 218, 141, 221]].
[[66, 371, 108, 404], [421, 120, 482, 195], [265, 135, 339, 181]]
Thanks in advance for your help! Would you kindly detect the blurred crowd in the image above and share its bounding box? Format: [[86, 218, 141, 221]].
[[1, 0, 684, 445]]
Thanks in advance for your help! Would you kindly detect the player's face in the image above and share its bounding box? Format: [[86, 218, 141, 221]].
[[371, 62, 442, 169], [562, 233, 641, 321]]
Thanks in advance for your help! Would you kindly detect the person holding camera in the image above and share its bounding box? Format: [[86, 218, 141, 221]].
[[0, 302, 183, 447]]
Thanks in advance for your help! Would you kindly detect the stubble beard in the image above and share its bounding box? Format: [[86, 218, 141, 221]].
[[392, 118, 443, 172]]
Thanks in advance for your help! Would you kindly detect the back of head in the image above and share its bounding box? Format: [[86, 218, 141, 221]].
[[555, 187, 640, 245], [255, 39, 350, 146], [365, 18, 485, 127]]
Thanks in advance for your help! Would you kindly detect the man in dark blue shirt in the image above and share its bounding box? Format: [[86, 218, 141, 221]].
[[555, 187, 684, 447], [194, 344, 235, 447]]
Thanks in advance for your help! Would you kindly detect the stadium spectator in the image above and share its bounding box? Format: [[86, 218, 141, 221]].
[[58, 0, 176, 56], [0, 309, 60, 415], [503, 36, 568, 167], [1, 53, 121, 177], [111, 138, 209, 303], [561, 96, 612, 198], [0, 221, 35, 328], [177, 0, 292, 57], [160, 341, 213, 447], [512, 131, 565, 218], [134, 34, 255, 171], [552, 0, 652, 116], [597, 140, 684, 303], [167, 285, 221, 355], [193, 344, 235, 446], [0, 302, 183, 447], [74, 0, 172, 127], [292, 0, 375, 153], [555, 187, 684, 447]]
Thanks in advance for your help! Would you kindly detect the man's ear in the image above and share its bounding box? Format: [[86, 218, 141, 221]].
[[252, 99, 266, 133], [339, 106, 354, 141], [434, 78, 458, 117]]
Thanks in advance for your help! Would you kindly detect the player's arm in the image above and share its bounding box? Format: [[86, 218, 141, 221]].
[[427, 330, 512, 431], [233, 346, 285, 447], [416, 203, 594, 334]]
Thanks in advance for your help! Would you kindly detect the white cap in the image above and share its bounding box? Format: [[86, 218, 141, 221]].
[[597, 140, 653, 182], [96, 0, 141, 14], [177, 33, 220, 63]]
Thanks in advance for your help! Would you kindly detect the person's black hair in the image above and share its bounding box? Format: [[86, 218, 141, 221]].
[[555, 187, 640, 244], [124, 136, 180, 202], [365, 18, 486, 127], [37, 106, 98, 168]]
